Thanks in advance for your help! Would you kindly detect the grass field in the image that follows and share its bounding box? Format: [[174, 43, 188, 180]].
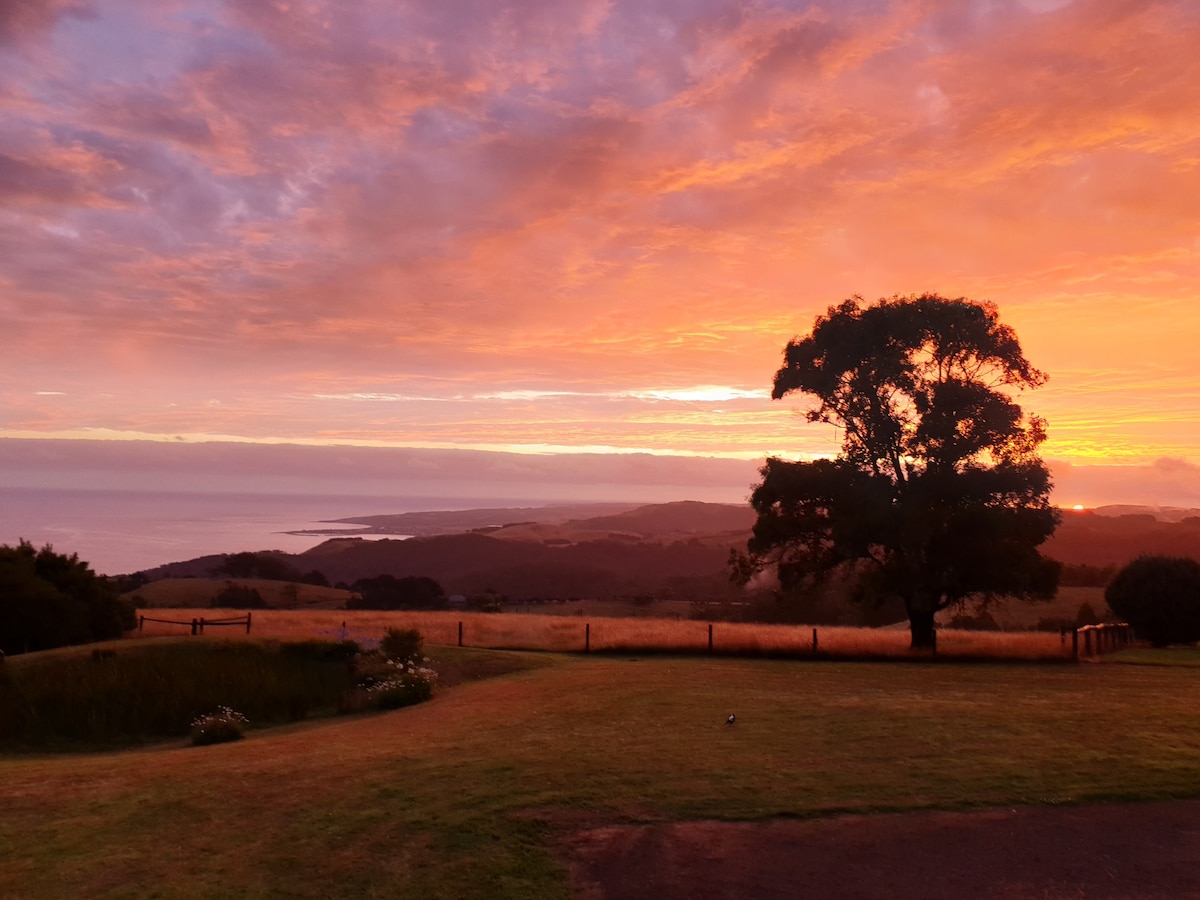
[[3, 642, 1200, 898], [135, 608, 1078, 660]]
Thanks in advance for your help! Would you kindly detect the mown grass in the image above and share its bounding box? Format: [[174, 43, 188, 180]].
[[3, 650, 1200, 898], [1105, 647, 1200, 667]]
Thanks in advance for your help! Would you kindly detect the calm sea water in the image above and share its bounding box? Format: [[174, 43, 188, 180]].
[[0, 488, 511, 575]]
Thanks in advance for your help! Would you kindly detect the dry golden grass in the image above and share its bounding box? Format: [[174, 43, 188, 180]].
[[135, 608, 1073, 660]]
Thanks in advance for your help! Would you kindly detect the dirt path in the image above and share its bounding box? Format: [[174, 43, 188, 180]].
[[569, 800, 1200, 899]]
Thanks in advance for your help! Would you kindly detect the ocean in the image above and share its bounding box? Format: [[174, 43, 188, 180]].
[[0, 487, 516, 575]]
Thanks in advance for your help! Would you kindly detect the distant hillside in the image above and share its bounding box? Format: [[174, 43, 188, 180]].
[[130, 501, 1200, 606], [565, 500, 755, 537], [314, 502, 640, 537], [1045, 511, 1200, 567], [1091, 505, 1200, 523], [294, 532, 740, 600]]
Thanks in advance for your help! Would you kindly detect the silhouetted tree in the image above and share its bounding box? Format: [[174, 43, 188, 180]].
[[0, 541, 136, 655], [346, 575, 447, 610], [299, 569, 329, 587], [216, 552, 300, 582], [733, 294, 1060, 648], [1105, 555, 1200, 647], [212, 582, 267, 609]]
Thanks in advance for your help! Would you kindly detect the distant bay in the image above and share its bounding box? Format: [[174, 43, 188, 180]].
[[0, 487, 525, 575]]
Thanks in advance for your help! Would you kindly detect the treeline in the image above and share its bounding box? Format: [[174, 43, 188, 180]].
[[0, 541, 135, 656], [1057, 563, 1119, 587]]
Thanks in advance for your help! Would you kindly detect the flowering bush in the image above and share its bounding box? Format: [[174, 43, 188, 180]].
[[365, 658, 437, 710], [190, 706, 249, 746]]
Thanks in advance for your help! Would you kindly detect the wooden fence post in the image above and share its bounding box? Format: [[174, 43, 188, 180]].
[[812, 628, 818, 654], [191, 617, 198, 636], [139, 615, 144, 633], [246, 612, 252, 634], [458, 621, 463, 647], [708, 623, 713, 654]]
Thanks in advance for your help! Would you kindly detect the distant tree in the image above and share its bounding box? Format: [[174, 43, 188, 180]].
[[212, 582, 267, 609], [0, 541, 136, 655], [1105, 555, 1200, 647], [346, 575, 447, 610], [733, 294, 1060, 648], [299, 570, 329, 587], [216, 552, 300, 582]]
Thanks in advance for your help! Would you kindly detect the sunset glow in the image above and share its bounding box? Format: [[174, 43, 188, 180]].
[[2, 1, 1198, 503]]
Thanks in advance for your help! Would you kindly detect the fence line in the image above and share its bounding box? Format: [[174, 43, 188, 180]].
[[445, 619, 1056, 661], [136, 610, 1135, 662], [139, 613, 252, 636], [1071, 622, 1132, 660]]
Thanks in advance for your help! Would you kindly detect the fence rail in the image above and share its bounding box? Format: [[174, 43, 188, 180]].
[[1071, 622, 1131, 659], [139, 613, 252, 636]]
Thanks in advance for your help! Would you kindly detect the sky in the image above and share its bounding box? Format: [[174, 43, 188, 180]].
[[2, 0, 1198, 508]]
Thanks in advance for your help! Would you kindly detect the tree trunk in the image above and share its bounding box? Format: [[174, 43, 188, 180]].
[[908, 607, 936, 650]]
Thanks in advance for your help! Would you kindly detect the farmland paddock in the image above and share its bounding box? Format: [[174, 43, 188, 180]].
[[139, 612, 252, 636], [136, 609, 1080, 661]]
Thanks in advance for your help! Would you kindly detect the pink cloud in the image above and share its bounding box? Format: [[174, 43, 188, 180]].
[[0, 0, 93, 45], [0, 0, 1196, 475]]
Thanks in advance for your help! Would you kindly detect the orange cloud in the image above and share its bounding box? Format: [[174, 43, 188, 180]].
[[0, 0, 1196, 496]]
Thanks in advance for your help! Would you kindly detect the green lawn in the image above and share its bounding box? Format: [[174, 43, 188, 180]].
[[3, 651, 1200, 898]]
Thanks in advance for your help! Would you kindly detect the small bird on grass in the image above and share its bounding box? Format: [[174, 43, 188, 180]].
[[726, 713, 736, 725]]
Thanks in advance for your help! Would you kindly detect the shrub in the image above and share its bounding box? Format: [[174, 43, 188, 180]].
[[366, 666, 436, 710], [191, 706, 249, 746], [280, 639, 360, 662], [350, 629, 437, 712], [1105, 555, 1200, 647], [380, 627, 423, 661]]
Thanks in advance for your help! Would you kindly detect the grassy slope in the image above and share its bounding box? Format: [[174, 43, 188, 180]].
[[131, 578, 353, 610], [3, 653, 1200, 898]]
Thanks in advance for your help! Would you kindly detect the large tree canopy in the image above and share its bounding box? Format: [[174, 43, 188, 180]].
[[736, 294, 1060, 647]]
